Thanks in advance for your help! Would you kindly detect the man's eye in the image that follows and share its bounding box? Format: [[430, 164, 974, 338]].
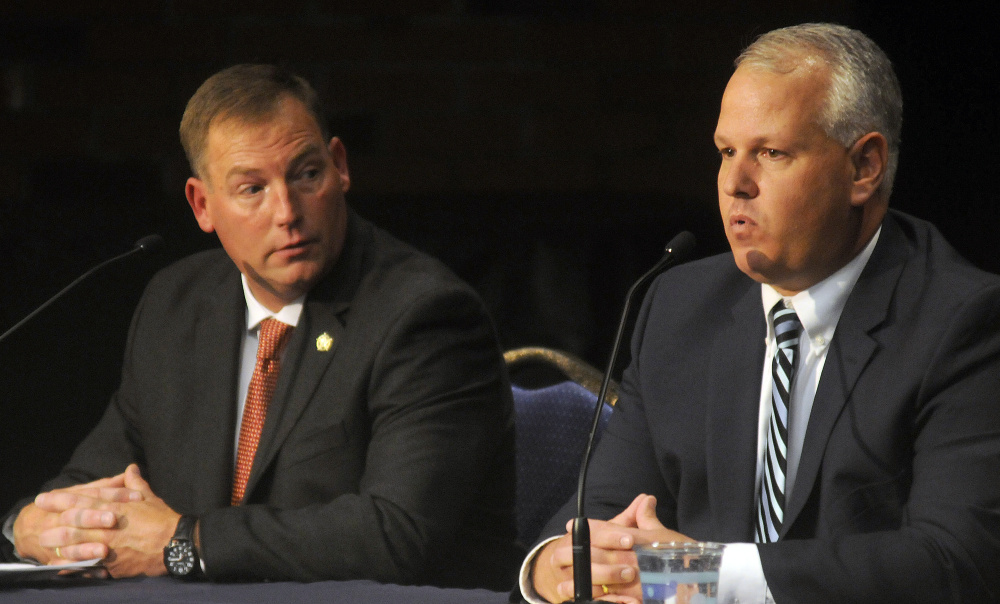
[[763, 149, 784, 159], [299, 168, 320, 180], [718, 148, 735, 158], [239, 185, 264, 195]]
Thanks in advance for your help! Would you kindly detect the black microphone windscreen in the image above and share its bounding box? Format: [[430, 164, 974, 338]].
[[665, 231, 696, 261], [134, 234, 165, 255]]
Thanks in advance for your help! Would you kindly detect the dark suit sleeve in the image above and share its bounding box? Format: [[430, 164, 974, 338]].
[[197, 285, 515, 585], [760, 283, 1000, 603], [532, 275, 674, 544]]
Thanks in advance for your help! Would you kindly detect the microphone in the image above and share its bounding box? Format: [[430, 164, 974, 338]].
[[0, 234, 165, 346], [135, 233, 165, 255], [571, 230, 696, 603]]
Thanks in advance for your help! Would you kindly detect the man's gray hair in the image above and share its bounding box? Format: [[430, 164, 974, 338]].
[[737, 23, 902, 198]]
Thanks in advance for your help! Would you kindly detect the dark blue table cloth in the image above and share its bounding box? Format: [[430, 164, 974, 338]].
[[0, 576, 513, 603]]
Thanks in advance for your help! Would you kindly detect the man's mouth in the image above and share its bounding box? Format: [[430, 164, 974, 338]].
[[283, 237, 314, 250], [273, 238, 315, 258]]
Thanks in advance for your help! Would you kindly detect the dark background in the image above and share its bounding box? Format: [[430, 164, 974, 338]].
[[1, 1, 996, 512]]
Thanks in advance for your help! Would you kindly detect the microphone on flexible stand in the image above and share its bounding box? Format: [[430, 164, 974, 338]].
[[0, 234, 165, 346], [570, 230, 696, 603]]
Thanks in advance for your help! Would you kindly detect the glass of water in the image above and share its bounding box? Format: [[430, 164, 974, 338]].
[[634, 541, 724, 604]]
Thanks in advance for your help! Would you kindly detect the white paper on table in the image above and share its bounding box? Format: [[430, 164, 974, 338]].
[[0, 558, 102, 583]]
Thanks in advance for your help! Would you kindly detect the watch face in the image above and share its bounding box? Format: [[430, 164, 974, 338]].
[[165, 540, 195, 576]]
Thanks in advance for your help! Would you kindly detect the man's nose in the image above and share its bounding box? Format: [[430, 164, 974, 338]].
[[270, 182, 301, 226], [719, 154, 759, 199]]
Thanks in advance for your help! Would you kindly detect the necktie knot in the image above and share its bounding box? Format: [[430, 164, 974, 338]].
[[771, 303, 803, 347], [257, 318, 293, 360]]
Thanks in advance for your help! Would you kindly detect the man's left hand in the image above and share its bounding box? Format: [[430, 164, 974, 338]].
[[34, 464, 180, 578], [541, 494, 695, 603]]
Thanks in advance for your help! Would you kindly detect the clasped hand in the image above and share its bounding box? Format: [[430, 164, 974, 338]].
[[12, 463, 180, 578], [531, 494, 694, 604]]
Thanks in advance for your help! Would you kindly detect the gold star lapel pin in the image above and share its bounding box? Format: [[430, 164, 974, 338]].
[[316, 332, 334, 352]]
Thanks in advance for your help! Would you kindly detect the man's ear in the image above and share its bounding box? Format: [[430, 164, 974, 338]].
[[328, 136, 351, 193], [185, 177, 216, 233], [849, 132, 889, 206]]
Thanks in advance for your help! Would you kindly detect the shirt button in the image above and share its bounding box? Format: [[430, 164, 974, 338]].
[[814, 336, 826, 346]]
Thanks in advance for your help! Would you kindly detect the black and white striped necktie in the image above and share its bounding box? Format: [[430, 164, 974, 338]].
[[756, 302, 802, 543]]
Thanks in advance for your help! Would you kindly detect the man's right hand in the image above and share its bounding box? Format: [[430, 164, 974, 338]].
[[12, 469, 143, 564], [530, 494, 693, 603]]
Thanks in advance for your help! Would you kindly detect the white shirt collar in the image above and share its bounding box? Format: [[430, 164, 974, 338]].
[[761, 226, 882, 348], [240, 274, 305, 331]]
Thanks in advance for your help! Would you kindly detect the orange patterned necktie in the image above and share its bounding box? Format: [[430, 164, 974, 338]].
[[231, 318, 293, 505]]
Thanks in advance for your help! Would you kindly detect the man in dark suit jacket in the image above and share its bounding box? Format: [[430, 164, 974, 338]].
[[524, 24, 1000, 603], [5, 64, 521, 590]]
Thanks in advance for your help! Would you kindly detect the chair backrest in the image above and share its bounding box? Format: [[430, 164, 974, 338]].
[[504, 346, 617, 406], [505, 347, 617, 545]]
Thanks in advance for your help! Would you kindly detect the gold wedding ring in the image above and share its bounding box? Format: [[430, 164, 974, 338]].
[[55, 546, 62, 558], [601, 584, 610, 595]]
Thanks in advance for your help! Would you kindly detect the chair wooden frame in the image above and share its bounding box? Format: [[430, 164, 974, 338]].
[[503, 346, 618, 406]]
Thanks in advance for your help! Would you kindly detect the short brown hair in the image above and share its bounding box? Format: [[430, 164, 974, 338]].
[[179, 64, 329, 178]]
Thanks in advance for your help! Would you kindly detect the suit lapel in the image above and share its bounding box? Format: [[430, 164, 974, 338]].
[[706, 282, 767, 542], [188, 269, 245, 510], [244, 297, 347, 496], [242, 212, 368, 499], [782, 217, 908, 533]]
